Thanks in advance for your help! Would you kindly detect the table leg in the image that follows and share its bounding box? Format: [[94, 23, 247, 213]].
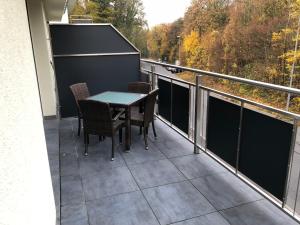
[[125, 107, 131, 151]]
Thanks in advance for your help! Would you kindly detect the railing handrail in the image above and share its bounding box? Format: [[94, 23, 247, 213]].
[[141, 59, 300, 96], [142, 69, 195, 86]]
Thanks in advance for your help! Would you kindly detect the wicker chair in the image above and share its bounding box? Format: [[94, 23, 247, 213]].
[[128, 82, 151, 134], [69, 83, 90, 136], [78, 100, 125, 161], [130, 89, 159, 150], [128, 82, 151, 94]]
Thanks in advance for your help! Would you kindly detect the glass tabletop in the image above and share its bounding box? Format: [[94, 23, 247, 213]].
[[87, 91, 147, 106]]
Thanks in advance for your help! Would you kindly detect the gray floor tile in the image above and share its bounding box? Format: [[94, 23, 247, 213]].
[[143, 181, 216, 225], [61, 175, 84, 206], [221, 200, 299, 225], [82, 166, 139, 201], [76, 134, 125, 155], [87, 191, 159, 225], [151, 135, 194, 158], [60, 129, 78, 154], [48, 157, 60, 177], [191, 172, 262, 210], [171, 154, 227, 179], [61, 153, 80, 177], [61, 204, 89, 225], [171, 212, 230, 225], [130, 159, 186, 189], [45, 132, 59, 154], [121, 141, 166, 165], [60, 117, 76, 128], [79, 150, 125, 176], [51, 174, 60, 207], [148, 121, 194, 158], [287, 151, 300, 212], [44, 119, 59, 130]]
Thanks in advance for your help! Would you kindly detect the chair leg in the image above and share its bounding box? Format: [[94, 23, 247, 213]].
[[139, 126, 142, 135], [87, 134, 89, 145], [84, 131, 88, 156], [77, 117, 81, 136], [143, 126, 149, 150], [111, 136, 115, 161], [99, 136, 103, 142], [119, 128, 123, 144], [152, 121, 157, 139]]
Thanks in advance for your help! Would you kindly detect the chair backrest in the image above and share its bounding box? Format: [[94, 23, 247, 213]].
[[144, 89, 159, 126], [70, 83, 90, 109], [128, 82, 151, 94], [78, 100, 113, 134]]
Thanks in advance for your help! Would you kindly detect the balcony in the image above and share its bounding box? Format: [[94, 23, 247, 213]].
[[42, 24, 300, 225], [45, 116, 299, 225]]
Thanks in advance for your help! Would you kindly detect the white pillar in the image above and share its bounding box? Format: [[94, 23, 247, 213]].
[[27, 0, 57, 117], [0, 1, 56, 225]]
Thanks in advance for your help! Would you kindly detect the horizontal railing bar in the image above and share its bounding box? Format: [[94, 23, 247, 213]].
[[54, 52, 139, 58], [141, 59, 300, 96], [142, 69, 300, 118], [49, 22, 112, 26], [142, 69, 195, 86]]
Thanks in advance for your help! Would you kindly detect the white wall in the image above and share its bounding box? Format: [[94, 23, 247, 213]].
[[0, 0, 56, 225], [27, 0, 57, 117]]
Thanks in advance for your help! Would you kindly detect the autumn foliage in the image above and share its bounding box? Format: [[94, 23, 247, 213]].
[[147, 0, 300, 113]]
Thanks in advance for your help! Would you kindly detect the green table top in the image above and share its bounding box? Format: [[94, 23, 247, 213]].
[[88, 91, 147, 106]]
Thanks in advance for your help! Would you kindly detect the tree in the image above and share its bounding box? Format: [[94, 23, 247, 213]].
[[70, 0, 148, 56]]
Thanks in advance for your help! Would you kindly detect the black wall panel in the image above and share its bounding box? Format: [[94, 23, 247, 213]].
[[50, 25, 136, 55], [54, 55, 140, 118], [206, 96, 240, 167], [172, 84, 189, 134], [50, 24, 140, 118], [158, 79, 171, 122], [239, 109, 293, 200]]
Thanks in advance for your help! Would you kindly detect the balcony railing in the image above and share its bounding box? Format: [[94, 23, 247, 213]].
[[141, 59, 300, 220]]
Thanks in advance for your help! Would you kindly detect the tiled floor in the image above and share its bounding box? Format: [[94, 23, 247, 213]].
[[44, 118, 300, 225]]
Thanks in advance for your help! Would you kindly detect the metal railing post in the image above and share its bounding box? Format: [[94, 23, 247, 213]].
[[188, 84, 192, 139], [194, 75, 200, 154], [204, 90, 210, 152], [283, 119, 298, 209], [235, 101, 244, 174], [151, 65, 156, 90], [170, 79, 173, 126]]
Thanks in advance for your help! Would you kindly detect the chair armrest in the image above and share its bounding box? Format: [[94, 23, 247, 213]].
[[112, 109, 125, 121]]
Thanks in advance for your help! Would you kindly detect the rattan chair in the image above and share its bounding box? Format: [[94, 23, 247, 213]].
[[128, 82, 151, 94], [70, 83, 90, 136], [128, 82, 151, 134], [78, 100, 125, 161], [130, 89, 159, 150]]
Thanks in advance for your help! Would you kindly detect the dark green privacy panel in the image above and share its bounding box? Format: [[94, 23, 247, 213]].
[[206, 96, 240, 167], [158, 79, 171, 122], [172, 83, 189, 134], [239, 109, 293, 201]]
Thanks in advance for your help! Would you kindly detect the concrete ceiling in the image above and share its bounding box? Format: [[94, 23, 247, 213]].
[[43, 0, 76, 21]]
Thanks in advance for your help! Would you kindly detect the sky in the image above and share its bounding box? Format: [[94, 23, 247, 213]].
[[142, 0, 191, 28]]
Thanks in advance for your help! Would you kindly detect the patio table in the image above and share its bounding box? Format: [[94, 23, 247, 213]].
[[87, 91, 147, 150]]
